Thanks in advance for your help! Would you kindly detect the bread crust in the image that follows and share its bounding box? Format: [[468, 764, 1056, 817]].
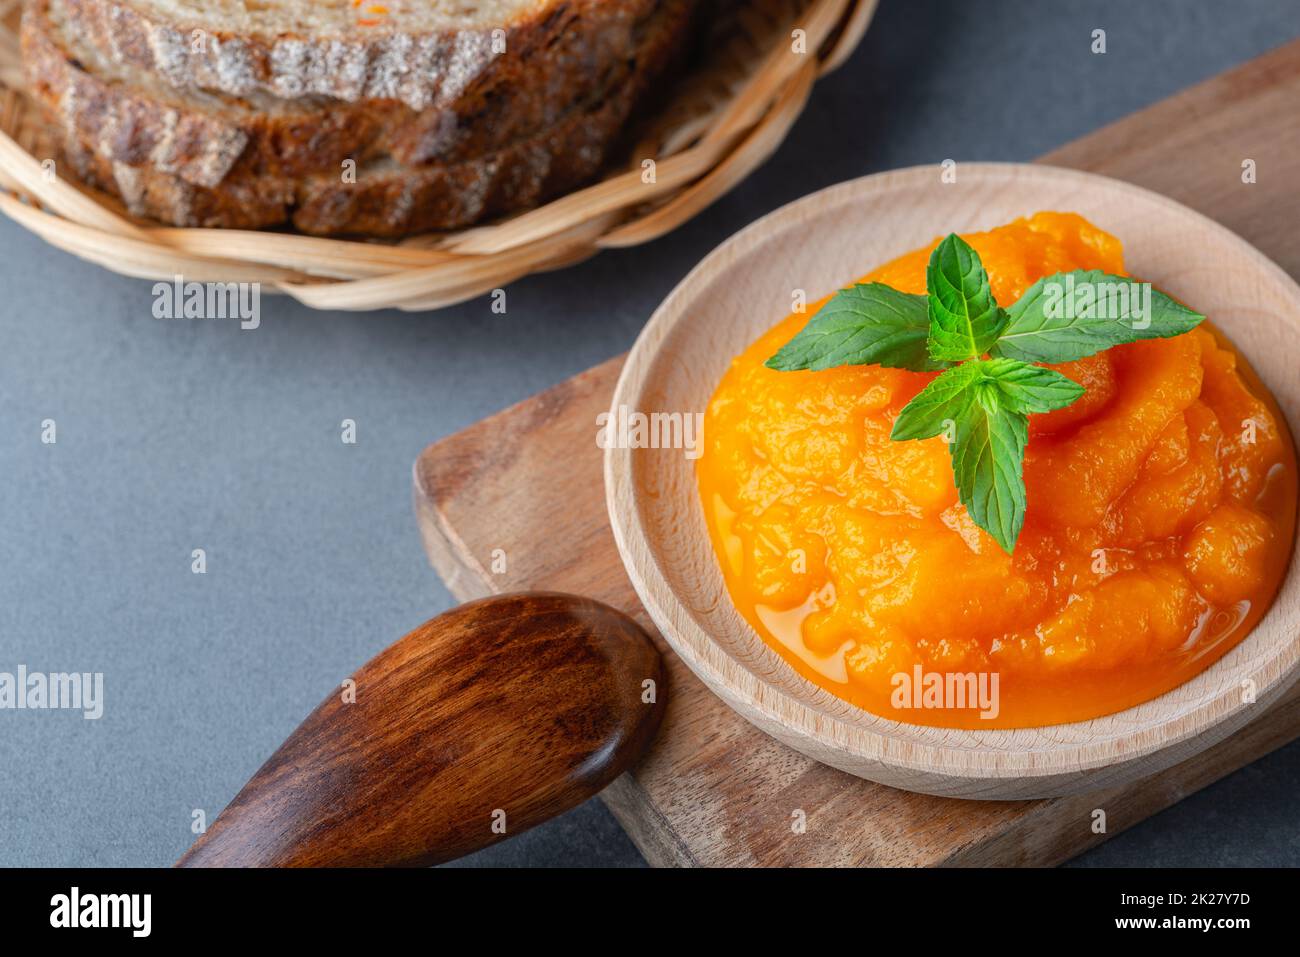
[[56, 0, 661, 112], [24, 0, 670, 186], [44, 0, 696, 236]]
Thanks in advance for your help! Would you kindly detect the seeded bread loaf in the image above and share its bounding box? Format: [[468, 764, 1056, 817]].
[[50, 0, 695, 235], [23, 0, 670, 185], [56, 0, 659, 112]]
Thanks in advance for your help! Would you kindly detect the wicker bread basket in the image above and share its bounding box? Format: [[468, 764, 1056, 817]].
[[0, 0, 876, 311]]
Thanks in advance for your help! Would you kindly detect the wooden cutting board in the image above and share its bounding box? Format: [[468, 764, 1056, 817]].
[[414, 41, 1300, 866]]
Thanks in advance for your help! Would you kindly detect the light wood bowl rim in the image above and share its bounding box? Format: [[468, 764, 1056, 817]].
[[605, 161, 1300, 798]]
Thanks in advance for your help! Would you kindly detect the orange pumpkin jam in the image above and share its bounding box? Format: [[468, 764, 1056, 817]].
[[697, 212, 1297, 728]]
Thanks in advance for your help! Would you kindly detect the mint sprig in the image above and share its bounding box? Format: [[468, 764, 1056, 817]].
[[764, 233, 1205, 553]]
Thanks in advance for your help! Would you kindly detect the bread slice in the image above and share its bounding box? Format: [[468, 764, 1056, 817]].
[[23, 0, 671, 185], [56, 0, 660, 112], [50, 0, 696, 235], [61, 133, 296, 228]]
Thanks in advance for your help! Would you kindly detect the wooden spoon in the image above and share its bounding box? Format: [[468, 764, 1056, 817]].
[[176, 592, 665, 867]]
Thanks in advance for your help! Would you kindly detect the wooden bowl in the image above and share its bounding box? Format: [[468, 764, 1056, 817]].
[[604, 162, 1300, 799]]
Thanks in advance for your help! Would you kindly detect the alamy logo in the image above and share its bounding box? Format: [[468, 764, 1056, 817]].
[[0, 666, 103, 719], [890, 666, 1000, 720], [1041, 274, 1152, 329], [50, 887, 150, 937], [596, 404, 705, 460], [152, 275, 261, 330]]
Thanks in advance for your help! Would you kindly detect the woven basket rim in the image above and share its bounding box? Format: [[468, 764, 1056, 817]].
[[0, 0, 877, 311]]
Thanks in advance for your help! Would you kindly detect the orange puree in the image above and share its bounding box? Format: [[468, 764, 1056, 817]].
[[697, 212, 1297, 728]]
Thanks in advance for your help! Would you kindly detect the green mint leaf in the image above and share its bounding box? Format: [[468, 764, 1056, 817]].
[[925, 233, 1007, 362], [890, 361, 983, 440], [989, 270, 1205, 364], [976, 357, 1085, 415], [950, 399, 1029, 555], [765, 283, 946, 372]]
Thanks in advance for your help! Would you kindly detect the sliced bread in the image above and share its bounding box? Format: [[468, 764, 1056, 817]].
[[50, 0, 696, 235], [23, 0, 671, 185], [56, 0, 660, 111]]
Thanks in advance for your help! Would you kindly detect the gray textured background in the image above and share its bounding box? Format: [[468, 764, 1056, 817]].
[[2, 0, 1299, 867]]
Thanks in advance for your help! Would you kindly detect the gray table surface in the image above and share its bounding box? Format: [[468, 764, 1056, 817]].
[[2, 0, 1299, 868]]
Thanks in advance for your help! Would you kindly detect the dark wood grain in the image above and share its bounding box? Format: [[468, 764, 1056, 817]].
[[177, 593, 666, 867], [413, 40, 1300, 866]]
